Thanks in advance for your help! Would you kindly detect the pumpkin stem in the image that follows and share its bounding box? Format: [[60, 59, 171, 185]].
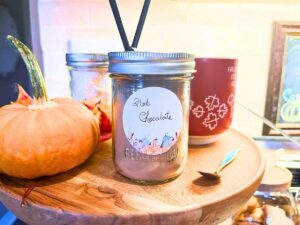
[[6, 35, 49, 102]]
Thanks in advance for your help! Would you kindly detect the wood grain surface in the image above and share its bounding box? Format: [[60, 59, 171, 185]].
[[0, 129, 265, 225]]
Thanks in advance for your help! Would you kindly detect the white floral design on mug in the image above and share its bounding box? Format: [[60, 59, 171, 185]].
[[218, 103, 228, 118], [192, 105, 205, 118], [205, 95, 220, 111], [191, 94, 232, 131], [203, 112, 219, 130], [227, 94, 234, 107]]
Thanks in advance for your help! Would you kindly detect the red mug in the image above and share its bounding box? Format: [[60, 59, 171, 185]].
[[189, 58, 237, 145]]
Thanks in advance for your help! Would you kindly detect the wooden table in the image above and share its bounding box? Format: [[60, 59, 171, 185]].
[[0, 129, 265, 225]]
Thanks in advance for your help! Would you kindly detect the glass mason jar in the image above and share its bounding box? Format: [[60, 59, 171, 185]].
[[233, 166, 298, 225], [66, 53, 111, 117], [109, 52, 195, 184], [253, 166, 298, 224]]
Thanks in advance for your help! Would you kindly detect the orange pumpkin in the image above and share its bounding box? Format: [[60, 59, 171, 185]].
[[0, 36, 100, 179]]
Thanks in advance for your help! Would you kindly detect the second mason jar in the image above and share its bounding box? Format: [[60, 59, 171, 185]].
[[66, 53, 111, 117], [109, 52, 195, 184]]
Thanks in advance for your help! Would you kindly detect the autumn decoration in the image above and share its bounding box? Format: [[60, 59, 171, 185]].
[[0, 36, 100, 179]]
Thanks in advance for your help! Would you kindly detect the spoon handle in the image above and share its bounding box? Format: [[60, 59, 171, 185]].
[[215, 149, 240, 174]]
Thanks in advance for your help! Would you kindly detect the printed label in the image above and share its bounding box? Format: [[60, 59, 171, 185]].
[[123, 87, 183, 155]]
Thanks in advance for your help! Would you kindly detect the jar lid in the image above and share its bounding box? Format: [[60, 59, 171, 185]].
[[66, 53, 108, 68], [257, 165, 292, 192], [108, 51, 196, 75]]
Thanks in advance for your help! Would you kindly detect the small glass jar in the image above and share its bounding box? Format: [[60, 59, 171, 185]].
[[66, 53, 111, 116], [109, 52, 195, 184], [233, 166, 298, 225], [253, 166, 298, 224]]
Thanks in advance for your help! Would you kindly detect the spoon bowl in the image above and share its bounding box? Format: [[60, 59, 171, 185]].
[[198, 171, 221, 179]]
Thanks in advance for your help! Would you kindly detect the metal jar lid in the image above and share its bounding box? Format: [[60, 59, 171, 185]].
[[108, 52, 196, 75], [66, 53, 108, 68]]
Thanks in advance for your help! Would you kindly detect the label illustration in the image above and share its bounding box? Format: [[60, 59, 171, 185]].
[[123, 87, 183, 155]]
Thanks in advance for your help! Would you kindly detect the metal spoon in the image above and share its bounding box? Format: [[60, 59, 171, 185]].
[[198, 149, 240, 179]]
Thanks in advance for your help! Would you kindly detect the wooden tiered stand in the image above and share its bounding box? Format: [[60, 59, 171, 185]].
[[0, 129, 265, 225]]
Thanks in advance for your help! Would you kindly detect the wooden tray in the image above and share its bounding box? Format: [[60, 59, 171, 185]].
[[0, 129, 265, 225]]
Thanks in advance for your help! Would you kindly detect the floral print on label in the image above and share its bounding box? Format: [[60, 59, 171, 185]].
[[123, 87, 183, 155]]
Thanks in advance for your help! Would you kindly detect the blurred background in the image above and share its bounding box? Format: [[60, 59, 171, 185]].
[[2, 0, 300, 137], [1, 0, 300, 224]]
